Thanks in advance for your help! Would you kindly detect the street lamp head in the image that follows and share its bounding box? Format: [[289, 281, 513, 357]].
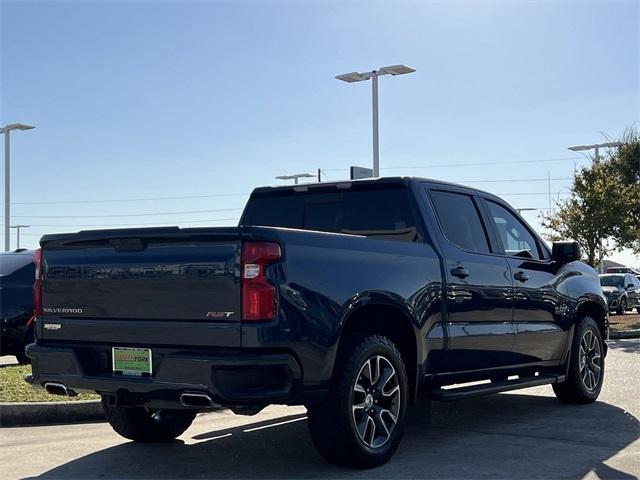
[[1, 123, 35, 134], [336, 65, 415, 82], [275, 173, 315, 180], [568, 145, 590, 152], [568, 142, 623, 152], [3, 123, 35, 131], [335, 72, 370, 83], [378, 64, 416, 76]]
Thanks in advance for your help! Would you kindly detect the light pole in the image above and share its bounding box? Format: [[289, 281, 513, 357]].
[[10, 224, 30, 249], [336, 65, 415, 177], [1, 123, 35, 251], [568, 142, 623, 163], [275, 173, 316, 185]]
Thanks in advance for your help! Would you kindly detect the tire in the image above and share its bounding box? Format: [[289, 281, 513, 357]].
[[15, 325, 34, 365], [307, 335, 408, 468], [102, 397, 196, 442], [616, 297, 627, 316], [552, 317, 604, 404]]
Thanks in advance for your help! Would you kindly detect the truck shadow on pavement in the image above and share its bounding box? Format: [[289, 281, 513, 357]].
[[31, 390, 639, 479], [607, 338, 640, 355]]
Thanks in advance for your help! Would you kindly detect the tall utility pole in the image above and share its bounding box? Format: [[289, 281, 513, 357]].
[[1, 123, 35, 251], [548, 171, 552, 212], [10, 224, 29, 249], [335, 65, 415, 177]]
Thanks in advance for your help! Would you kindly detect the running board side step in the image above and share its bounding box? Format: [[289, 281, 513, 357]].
[[429, 374, 566, 402]]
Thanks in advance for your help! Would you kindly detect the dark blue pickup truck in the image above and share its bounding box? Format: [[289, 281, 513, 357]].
[[1, 249, 36, 364], [27, 177, 608, 467]]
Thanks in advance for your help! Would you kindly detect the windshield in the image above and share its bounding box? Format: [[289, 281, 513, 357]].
[[599, 275, 624, 288]]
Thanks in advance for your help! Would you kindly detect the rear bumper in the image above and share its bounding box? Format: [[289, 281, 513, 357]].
[[26, 343, 303, 408]]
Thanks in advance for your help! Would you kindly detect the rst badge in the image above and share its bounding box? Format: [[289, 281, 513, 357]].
[[206, 311, 235, 319]]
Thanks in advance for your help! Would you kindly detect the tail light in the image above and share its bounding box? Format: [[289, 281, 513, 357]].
[[242, 242, 281, 322], [33, 248, 43, 317]]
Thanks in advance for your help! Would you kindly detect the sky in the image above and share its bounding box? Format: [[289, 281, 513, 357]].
[[1, 0, 638, 266]]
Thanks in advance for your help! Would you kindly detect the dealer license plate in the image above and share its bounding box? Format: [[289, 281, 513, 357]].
[[112, 347, 152, 376]]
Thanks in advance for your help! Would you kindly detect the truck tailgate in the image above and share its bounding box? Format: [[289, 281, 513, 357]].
[[39, 228, 242, 346]]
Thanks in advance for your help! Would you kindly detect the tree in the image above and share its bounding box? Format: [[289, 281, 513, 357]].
[[542, 163, 618, 267], [541, 127, 640, 267], [606, 129, 640, 253]]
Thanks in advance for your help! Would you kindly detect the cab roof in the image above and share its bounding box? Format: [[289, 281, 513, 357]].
[[251, 176, 497, 199]]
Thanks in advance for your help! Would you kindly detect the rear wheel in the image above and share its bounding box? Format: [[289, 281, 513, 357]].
[[617, 297, 627, 316], [553, 317, 604, 404], [307, 335, 408, 468], [102, 398, 196, 442]]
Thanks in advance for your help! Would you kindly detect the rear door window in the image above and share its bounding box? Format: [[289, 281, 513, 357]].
[[340, 190, 415, 239], [429, 190, 490, 253]]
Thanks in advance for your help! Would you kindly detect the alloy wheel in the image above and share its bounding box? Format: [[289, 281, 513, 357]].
[[579, 330, 602, 393], [351, 355, 401, 449]]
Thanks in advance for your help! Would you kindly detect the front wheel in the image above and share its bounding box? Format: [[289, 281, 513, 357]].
[[616, 297, 627, 316], [307, 335, 408, 468], [553, 317, 604, 404], [102, 397, 196, 442]]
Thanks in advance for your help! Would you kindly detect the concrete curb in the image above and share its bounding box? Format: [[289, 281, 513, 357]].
[[610, 329, 640, 339], [0, 400, 104, 427]]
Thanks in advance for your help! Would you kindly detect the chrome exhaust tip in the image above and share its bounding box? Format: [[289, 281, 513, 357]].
[[179, 392, 215, 408], [44, 382, 77, 397]]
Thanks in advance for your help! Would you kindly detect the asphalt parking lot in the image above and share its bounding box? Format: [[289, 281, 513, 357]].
[[1, 339, 638, 480]]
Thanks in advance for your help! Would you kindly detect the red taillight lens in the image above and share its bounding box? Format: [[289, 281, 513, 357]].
[[33, 248, 43, 317], [242, 242, 281, 322]]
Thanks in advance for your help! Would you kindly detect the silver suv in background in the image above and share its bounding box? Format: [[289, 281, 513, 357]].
[[599, 273, 640, 315]]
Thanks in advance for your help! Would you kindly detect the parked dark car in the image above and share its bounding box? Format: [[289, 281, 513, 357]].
[[1, 249, 36, 364], [599, 273, 640, 315], [26, 177, 608, 468], [606, 266, 640, 275]]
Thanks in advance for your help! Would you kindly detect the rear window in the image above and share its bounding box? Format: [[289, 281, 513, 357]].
[[0, 252, 34, 276], [242, 188, 417, 241], [600, 275, 624, 287]]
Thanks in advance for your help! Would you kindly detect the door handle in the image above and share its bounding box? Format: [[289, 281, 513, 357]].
[[451, 266, 470, 279], [514, 271, 530, 282]]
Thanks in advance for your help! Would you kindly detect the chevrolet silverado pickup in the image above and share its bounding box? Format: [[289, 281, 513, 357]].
[[27, 177, 608, 468]]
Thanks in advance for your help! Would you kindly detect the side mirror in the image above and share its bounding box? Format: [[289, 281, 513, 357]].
[[552, 241, 581, 265], [626, 284, 634, 290]]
